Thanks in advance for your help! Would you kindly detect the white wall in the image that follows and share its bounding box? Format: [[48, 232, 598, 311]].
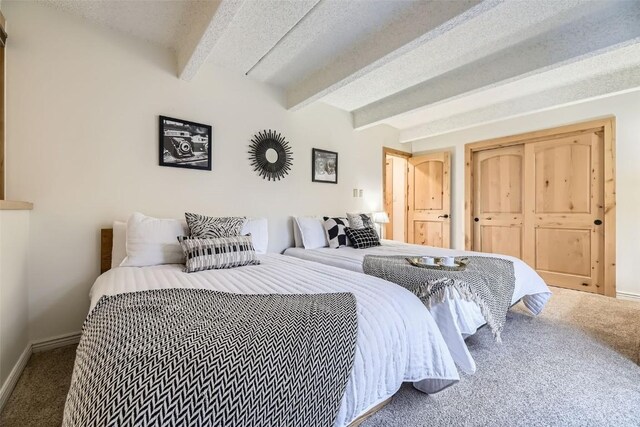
[[411, 89, 640, 297], [3, 1, 403, 341], [0, 211, 30, 389]]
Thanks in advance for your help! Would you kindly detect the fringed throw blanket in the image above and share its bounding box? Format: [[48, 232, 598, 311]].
[[63, 289, 358, 427], [363, 255, 515, 341]]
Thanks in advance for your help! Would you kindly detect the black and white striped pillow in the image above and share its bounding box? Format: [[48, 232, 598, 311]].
[[344, 227, 381, 249], [322, 217, 350, 249], [177, 235, 260, 272], [185, 213, 247, 238]]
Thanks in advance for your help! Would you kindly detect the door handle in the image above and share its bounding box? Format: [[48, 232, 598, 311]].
[[438, 214, 449, 219], [474, 217, 479, 222], [594, 219, 602, 225]]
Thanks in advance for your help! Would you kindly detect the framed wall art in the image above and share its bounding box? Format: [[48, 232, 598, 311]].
[[159, 116, 212, 171], [312, 148, 338, 184]]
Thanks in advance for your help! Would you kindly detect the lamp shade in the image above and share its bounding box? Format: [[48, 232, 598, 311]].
[[373, 211, 390, 224]]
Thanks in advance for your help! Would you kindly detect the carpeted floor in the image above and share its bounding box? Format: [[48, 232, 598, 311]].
[[0, 345, 77, 426], [1, 286, 639, 426], [363, 287, 640, 426]]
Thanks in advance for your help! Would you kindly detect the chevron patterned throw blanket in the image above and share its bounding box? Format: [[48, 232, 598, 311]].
[[363, 255, 515, 342], [63, 289, 358, 427]]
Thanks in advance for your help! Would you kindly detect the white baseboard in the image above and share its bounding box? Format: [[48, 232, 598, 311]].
[[32, 331, 81, 353], [0, 331, 81, 412], [617, 291, 640, 301], [0, 345, 31, 411]]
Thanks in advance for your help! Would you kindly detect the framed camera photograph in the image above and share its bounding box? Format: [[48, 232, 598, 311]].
[[159, 116, 212, 171], [312, 148, 338, 184]]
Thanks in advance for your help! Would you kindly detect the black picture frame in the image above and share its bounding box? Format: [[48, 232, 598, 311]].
[[312, 148, 338, 184], [159, 115, 212, 171]]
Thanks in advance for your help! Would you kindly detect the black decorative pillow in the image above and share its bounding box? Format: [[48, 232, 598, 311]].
[[185, 213, 246, 238], [322, 217, 350, 249], [344, 227, 381, 249], [177, 235, 259, 272], [346, 212, 375, 230]]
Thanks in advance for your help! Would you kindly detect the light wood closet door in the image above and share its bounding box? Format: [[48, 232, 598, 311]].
[[408, 152, 451, 247], [526, 133, 604, 293], [473, 146, 525, 258]]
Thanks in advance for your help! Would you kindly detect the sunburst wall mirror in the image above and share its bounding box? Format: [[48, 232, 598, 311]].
[[248, 130, 293, 181]]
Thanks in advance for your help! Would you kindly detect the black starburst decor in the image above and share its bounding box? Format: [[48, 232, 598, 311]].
[[248, 130, 293, 181]]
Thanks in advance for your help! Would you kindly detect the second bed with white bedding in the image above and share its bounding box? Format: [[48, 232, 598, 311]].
[[284, 240, 552, 374], [89, 253, 460, 427]]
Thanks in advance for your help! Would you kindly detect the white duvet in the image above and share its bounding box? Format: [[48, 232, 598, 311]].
[[89, 254, 459, 427], [284, 240, 552, 374]]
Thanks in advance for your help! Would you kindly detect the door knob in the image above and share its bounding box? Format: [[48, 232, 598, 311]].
[[474, 217, 479, 222], [438, 214, 449, 219], [594, 219, 602, 225]]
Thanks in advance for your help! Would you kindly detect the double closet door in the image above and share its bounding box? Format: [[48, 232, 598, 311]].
[[472, 131, 605, 294]]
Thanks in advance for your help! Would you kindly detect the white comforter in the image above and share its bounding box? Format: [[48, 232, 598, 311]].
[[284, 240, 552, 374], [89, 254, 459, 427]]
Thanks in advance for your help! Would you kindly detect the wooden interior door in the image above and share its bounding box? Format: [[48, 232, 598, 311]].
[[473, 146, 525, 259], [408, 152, 451, 247], [526, 132, 604, 293]]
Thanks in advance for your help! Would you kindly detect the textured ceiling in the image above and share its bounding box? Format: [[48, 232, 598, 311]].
[[42, 0, 640, 140], [321, 0, 591, 112], [246, 0, 420, 88], [353, 0, 640, 128], [397, 44, 640, 141], [206, 0, 319, 76], [41, 0, 217, 50]]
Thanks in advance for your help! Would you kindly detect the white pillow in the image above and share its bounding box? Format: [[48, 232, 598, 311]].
[[120, 212, 188, 267], [292, 218, 303, 248], [111, 221, 127, 269], [294, 216, 328, 249], [242, 218, 268, 254]]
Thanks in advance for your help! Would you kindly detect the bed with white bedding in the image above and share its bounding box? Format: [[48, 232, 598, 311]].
[[284, 240, 552, 373], [87, 253, 460, 427]]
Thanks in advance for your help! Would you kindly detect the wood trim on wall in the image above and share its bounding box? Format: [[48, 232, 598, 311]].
[[384, 157, 393, 239], [382, 146, 412, 160], [382, 147, 411, 241], [0, 20, 5, 200], [603, 118, 616, 297], [464, 118, 612, 151], [464, 117, 616, 297]]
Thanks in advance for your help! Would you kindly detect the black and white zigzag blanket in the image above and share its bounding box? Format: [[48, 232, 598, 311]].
[[363, 255, 515, 342], [63, 288, 358, 427]]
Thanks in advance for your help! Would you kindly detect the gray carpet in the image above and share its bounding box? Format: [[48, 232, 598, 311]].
[[0, 345, 77, 426], [1, 287, 639, 426], [363, 307, 640, 426]]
